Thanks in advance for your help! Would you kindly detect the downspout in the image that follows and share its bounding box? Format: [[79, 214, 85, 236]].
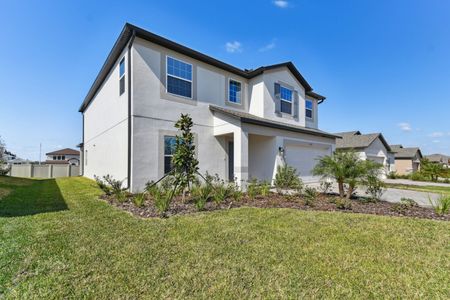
[[127, 30, 136, 190]]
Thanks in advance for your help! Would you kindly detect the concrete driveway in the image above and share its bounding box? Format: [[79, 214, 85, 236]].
[[306, 182, 440, 208], [384, 178, 450, 187]]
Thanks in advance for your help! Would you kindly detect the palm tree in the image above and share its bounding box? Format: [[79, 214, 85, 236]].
[[313, 151, 382, 198]]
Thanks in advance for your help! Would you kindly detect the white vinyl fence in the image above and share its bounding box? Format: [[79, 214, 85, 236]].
[[9, 164, 80, 178]]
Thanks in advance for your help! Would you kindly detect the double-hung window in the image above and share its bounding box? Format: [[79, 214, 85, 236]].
[[280, 85, 293, 114], [164, 136, 176, 174], [228, 79, 241, 104], [306, 100, 313, 119], [167, 56, 192, 98]]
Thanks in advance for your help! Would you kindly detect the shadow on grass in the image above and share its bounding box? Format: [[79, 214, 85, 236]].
[[0, 176, 67, 217]]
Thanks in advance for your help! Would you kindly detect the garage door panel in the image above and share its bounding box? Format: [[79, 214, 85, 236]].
[[285, 145, 330, 178]]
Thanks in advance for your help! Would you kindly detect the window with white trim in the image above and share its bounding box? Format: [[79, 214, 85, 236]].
[[167, 56, 192, 98], [280, 85, 293, 114], [119, 57, 125, 95], [228, 79, 241, 103], [164, 136, 176, 174], [306, 99, 313, 119]]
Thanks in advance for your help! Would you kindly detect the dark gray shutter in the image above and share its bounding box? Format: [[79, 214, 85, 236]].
[[293, 91, 299, 119], [274, 83, 281, 116]]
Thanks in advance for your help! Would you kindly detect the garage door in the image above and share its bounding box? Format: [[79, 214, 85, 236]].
[[285, 144, 331, 181]]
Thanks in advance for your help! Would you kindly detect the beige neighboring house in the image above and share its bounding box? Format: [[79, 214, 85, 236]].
[[46, 148, 80, 166], [390, 145, 423, 175], [425, 153, 449, 168], [335, 131, 395, 178]]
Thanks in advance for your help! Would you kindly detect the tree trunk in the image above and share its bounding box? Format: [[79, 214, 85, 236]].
[[338, 181, 345, 198], [346, 185, 354, 199]]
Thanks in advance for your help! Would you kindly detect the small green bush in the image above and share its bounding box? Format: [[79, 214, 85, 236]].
[[363, 175, 385, 201], [410, 172, 428, 182], [335, 198, 352, 210], [400, 198, 418, 208], [429, 194, 450, 215], [231, 185, 243, 202], [303, 187, 318, 206], [154, 187, 172, 217], [387, 171, 397, 179], [145, 180, 159, 197], [94, 175, 112, 195], [133, 193, 146, 208], [274, 165, 303, 192], [213, 181, 232, 204], [247, 178, 261, 199], [191, 184, 212, 211], [260, 181, 271, 197]]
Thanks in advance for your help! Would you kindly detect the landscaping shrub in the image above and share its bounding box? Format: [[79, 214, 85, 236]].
[[247, 178, 260, 199], [387, 171, 397, 179], [230, 184, 243, 202], [303, 187, 318, 206], [260, 181, 271, 197], [319, 180, 332, 194], [94, 175, 112, 195], [335, 198, 352, 210], [153, 186, 172, 217], [213, 179, 232, 204], [191, 184, 211, 211], [363, 174, 386, 201], [133, 193, 146, 208], [410, 172, 428, 182], [429, 194, 450, 215], [145, 180, 159, 198], [274, 165, 303, 193], [400, 197, 418, 208]]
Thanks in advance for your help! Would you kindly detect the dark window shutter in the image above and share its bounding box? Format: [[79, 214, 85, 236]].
[[274, 83, 281, 115], [293, 91, 299, 119]]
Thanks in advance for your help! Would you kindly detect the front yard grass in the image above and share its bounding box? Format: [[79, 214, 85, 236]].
[[385, 183, 450, 195], [1, 176, 449, 298]]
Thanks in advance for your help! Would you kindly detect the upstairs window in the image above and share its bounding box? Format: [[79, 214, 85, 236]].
[[167, 56, 192, 98], [306, 100, 313, 119], [228, 79, 241, 104], [164, 136, 176, 174], [280, 86, 293, 114], [119, 57, 125, 95]]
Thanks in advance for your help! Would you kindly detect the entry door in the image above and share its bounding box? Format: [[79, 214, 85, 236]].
[[228, 141, 234, 181]]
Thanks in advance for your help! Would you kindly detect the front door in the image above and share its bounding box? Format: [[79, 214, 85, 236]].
[[228, 141, 234, 181]]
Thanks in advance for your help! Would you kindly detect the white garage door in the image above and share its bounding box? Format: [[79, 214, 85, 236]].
[[285, 144, 331, 181]]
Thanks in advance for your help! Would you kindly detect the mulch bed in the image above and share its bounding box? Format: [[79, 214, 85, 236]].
[[100, 193, 450, 221]]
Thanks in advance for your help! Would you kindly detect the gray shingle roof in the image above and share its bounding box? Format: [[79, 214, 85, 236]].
[[209, 105, 339, 139], [425, 153, 449, 163], [335, 131, 391, 151], [389, 145, 422, 159]]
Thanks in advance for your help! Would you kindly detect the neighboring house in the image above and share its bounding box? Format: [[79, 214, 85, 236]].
[[425, 153, 449, 168], [79, 23, 338, 192], [335, 131, 395, 178], [390, 145, 423, 175], [45, 148, 80, 166]]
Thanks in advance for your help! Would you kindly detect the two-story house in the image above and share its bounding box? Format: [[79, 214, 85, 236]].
[[45, 148, 80, 166], [79, 23, 337, 192]]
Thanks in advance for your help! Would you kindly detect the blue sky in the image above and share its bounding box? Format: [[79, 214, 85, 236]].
[[1, 0, 449, 160]]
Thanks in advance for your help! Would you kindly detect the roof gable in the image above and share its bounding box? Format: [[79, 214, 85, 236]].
[[335, 131, 391, 151], [46, 148, 80, 156]]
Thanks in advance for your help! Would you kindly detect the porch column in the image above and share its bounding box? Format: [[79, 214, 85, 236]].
[[234, 128, 249, 189]]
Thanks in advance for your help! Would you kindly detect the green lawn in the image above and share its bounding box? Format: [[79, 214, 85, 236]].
[[1, 176, 449, 298], [386, 183, 450, 195]]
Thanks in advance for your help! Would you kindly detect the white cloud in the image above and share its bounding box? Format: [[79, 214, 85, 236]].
[[225, 41, 242, 53], [259, 40, 276, 52], [273, 0, 289, 8], [429, 132, 444, 138], [398, 122, 411, 132]]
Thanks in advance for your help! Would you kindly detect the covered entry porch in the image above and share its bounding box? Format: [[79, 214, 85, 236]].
[[211, 106, 336, 187]]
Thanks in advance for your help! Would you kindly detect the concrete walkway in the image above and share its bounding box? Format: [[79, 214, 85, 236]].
[[306, 182, 440, 208], [384, 178, 450, 187]]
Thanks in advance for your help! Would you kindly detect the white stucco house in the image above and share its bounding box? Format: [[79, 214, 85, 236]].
[[335, 131, 395, 178], [79, 23, 338, 192], [45, 148, 80, 166]]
